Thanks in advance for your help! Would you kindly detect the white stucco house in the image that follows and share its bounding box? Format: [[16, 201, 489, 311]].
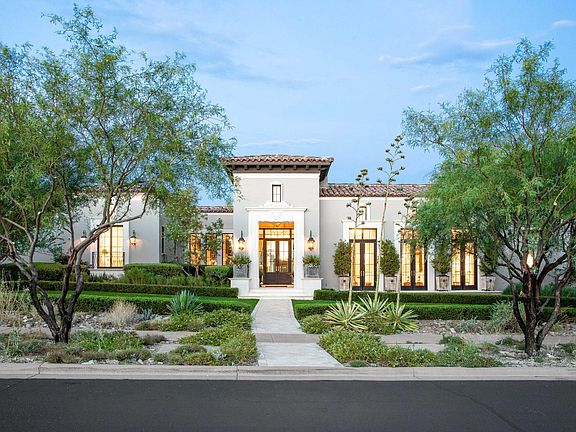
[[61, 154, 503, 299]]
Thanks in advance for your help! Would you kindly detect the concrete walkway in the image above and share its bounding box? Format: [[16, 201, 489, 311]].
[[251, 299, 341, 367]]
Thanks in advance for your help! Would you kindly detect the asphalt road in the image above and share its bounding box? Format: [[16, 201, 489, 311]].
[[0, 379, 574, 431]]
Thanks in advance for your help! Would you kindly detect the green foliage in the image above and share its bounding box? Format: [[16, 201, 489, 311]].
[[123, 264, 183, 278], [202, 309, 252, 330], [332, 240, 351, 276], [204, 266, 233, 285], [140, 334, 166, 346], [440, 335, 466, 346], [231, 253, 251, 266], [221, 331, 257, 364], [386, 303, 419, 332], [435, 343, 502, 367], [166, 345, 222, 365], [486, 301, 522, 333], [303, 254, 321, 267], [379, 346, 438, 367], [162, 313, 206, 331], [300, 314, 332, 334], [314, 290, 504, 304], [324, 301, 366, 332], [379, 240, 400, 276], [114, 348, 151, 362], [180, 325, 244, 346], [168, 290, 204, 316], [319, 330, 385, 363], [431, 241, 451, 275], [71, 331, 143, 352]]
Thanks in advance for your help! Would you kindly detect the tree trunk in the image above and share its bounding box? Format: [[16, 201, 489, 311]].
[[521, 271, 541, 356]]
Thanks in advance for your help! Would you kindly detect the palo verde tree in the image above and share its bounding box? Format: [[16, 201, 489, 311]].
[[0, 6, 234, 342], [403, 39, 576, 356]]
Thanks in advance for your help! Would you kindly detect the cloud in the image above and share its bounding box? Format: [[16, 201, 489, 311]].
[[379, 25, 515, 68], [239, 138, 325, 148], [409, 78, 455, 93], [551, 19, 576, 29]]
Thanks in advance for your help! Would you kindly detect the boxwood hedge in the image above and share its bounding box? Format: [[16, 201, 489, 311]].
[[123, 263, 184, 277], [0, 263, 88, 281], [37, 281, 237, 298]]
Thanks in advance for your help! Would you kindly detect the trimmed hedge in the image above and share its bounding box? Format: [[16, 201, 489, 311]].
[[313, 289, 576, 308], [292, 300, 576, 321], [37, 281, 237, 298], [0, 263, 88, 281], [124, 263, 183, 277], [47, 292, 256, 314]]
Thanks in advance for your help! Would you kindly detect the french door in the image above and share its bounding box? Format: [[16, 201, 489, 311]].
[[400, 229, 427, 290], [350, 228, 376, 290], [451, 242, 476, 290], [260, 226, 293, 285]]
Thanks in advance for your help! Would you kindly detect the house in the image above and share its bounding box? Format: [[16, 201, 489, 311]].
[[66, 154, 503, 299]]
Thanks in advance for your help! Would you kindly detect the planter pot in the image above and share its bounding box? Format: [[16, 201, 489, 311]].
[[482, 275, 496, 291], [435, 274, 450, 291], [384, 276, 397, 292], [304, 266, 320, 278], [338, 276, 349, 291], [233, 264, 249, 278]]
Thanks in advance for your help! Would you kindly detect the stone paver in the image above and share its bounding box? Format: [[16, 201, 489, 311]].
[[255, 333, 319, 343], [257, 342, 342, 367], [251, 299, 302, 334]]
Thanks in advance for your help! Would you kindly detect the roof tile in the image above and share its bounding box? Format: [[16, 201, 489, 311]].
[[320, 183, 427, 198]]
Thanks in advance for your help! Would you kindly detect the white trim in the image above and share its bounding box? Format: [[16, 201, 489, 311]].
[[235, 173, 320, 179]]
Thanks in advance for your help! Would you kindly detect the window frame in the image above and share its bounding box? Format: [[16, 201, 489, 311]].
[[97, 225, 124, 268], [271, 184, 282, 202]]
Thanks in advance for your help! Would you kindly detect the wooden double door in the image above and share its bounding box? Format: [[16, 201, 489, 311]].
[[350, 229, 377, 290], [260, 226, 293, 285]]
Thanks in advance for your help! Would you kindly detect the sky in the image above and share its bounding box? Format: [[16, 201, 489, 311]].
[[2, 0, 576, 203]]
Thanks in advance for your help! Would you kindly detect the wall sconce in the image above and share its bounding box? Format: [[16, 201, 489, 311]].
[[238, 230, 245, 251], [526, 252, 534, 269], [80, 230, 87, 242], [307, 230, 316, 251], [129, 230, 137, 246]]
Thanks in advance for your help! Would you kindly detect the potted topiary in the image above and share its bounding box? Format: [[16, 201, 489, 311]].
[[232, 253, 251, 278], [432, 241, 451, 291], [333, 240, 351, 291], [379, 240, 400, 291], [303, 254, 320, 278]]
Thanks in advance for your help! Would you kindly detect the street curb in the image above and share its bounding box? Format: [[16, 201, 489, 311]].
[[1, 363, 575, 381]]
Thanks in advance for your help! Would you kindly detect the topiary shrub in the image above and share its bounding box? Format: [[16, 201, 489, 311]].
[[204, 266, 233, 285], [332, 240, 351, 276], [432, 241, 451, 275], [379, 240, 400, 276]]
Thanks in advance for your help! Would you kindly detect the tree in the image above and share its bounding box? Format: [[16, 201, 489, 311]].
[[403, 39, 576, 356], [332, 240, 351, 277], [0, 6, 234, 342]]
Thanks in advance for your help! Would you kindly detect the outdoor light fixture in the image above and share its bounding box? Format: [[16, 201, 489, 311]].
[[129, 230, 137, 246], [307, 230, 316, 251], [80, 231, 87, 242], [238, 230, 246, 251], [526, 252, 534, 269]]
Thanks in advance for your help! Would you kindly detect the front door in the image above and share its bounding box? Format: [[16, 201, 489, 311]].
[[259, 224, 294, 286], [401, 229, 427, 290], [350, 228, 377, 290]]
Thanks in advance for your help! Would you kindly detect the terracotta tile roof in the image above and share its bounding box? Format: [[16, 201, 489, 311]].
[[225, 155, 334, 165], [197, 206, 233, 214], [320, 183, 427, 198]]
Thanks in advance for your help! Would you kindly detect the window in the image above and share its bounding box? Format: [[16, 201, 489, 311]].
[[206, 234, 218, 265], [359, 205, 368, 222], [98, 226, 124, 268], [272, 184, 282, 202], [400, 229, 426, 289], [222, 233, 233, 265], [189, 234, 201, 265], [451, 230, 476, 289]]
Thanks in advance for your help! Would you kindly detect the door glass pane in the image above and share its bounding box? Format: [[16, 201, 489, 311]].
[[401, 241, 411, 286], [111, 226, 124, 267], [98, 229, 111, 268], [190, 234, 201, 265], [351, 243, 361, 286], [415, 245, 425, 286], [266, 241, 276, 272], [464, 243, 475, 286], [364, 242, 375, 287], [451, 246, 461, 286], [222, 233, 233, 265], [277, 240, 289, 272]]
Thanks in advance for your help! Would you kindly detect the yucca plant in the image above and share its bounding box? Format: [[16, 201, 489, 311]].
[[385, 303, 419, 332], [358, 296, 389, 316], [325, 301, 366, 332], [168, 290, 203, 316]]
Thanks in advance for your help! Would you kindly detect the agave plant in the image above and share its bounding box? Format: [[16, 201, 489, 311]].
[[386, 303, 419, 332], [324, 301, 366, 332], [358, 296, 389, 316], [168, 290, 204, 316]]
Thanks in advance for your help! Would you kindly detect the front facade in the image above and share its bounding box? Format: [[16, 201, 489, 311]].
[[58, 154, 503, 298]]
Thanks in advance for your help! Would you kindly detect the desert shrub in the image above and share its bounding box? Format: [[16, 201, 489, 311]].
[[454, 317, 484, 333], [221, 331, 257, 364], [379, 346, 438, 367], [141, 334, 167, 345], [0, 283, 29, 326], [496, 337, 525, 350], [135, 320, 164, 331], [141, 308, 154, 321], [44, 348, 81, 363], [385, 303, 419, 332], [101, 301, 138, 327], [436, 343, 501, 367], [152, 353, 168, 363], [325, 301, 366, 332], [114, 348, 151, 362], [560, 343, 576, 357], [319, 330, 385, 363], [485, 301, 521, 333], [300, 314, 332, 334], [180, 325, 243, 346], [168, 290, 203, 316], [1, 331, 47, 357], [162, 313, 205, 331], [80, 350, 109, 361], [348, 360, 369, 367], [167, 350, 221, 366], [71, 331, 143, 352], [202, 309, 251, 330], [440, 335, 466, 346]]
